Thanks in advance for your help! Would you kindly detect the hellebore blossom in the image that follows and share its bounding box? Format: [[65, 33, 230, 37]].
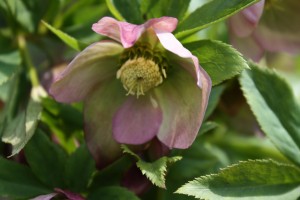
[[50, 17, 211, 168], [228, 0, 300, 61]]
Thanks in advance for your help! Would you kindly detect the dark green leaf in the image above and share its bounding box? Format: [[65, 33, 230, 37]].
[[42, 21, 88, 51], [24, 129, 68, 188], [122, 145, 181, 188], [2, 98, 42, 156], [0, 51, 20, 87], [88, 186, 140, 200], [65, 144, 96, 192], [0, 157, 51, 198], [140, 0, 190, 20], [112, 0, 143, 23], [204, 84, 225, 120], [240, 65, 300, 166], [176, 0, 259, 38], [177, 159, 300, 200], [185, 40, 248, 85]]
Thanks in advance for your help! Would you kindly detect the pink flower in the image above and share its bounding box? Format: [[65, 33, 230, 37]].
[[228, 0, 300, 61], [49, 17, 211, 168]]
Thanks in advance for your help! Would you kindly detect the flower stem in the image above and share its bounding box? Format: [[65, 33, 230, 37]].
[[17, 34, 40, 87]]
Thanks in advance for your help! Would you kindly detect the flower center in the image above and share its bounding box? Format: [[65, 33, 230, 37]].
[[117, 57, 165, 97]]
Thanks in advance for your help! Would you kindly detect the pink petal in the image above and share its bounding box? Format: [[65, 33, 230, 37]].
[[112, 95, 162, 145], [50, 41, 123, 103], [155, 32, 202, 88], [154, 64, 211, 149], [228, 0, 265, 37], [92, 17, 177, 48], [230, 33, 265, 62], [84, 80, 127, 169], [54, 188, 85, 200]]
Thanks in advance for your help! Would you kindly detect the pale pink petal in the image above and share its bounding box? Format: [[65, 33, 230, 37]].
[[112, 95, 162, 145], [230, 33, 265, 62], [54, 188, 85, 200], [92, 17, 177, 48], [154, 64, 211, 149], [253, 25, 300, 54], [50, 41, 123, 103], [84, 80, 127, 169], [155, 32, 202, 87], [30, 193, 57, 200], [228, 0, 265, 37]]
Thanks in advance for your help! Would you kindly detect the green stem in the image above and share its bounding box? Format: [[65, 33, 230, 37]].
[[17, 35, 39, 87]]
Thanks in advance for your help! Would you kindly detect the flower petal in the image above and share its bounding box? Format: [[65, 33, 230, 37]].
[[228, 0, 265, 37], [92, 17, 177, 48], [155, 32, 202, 87], [84, 80, 127, 169], [50, 41, 123, 103], [112, 95, 162, 145], [30, 193, 57, 200], [230, 33, 265, 62], [154, 65, 211, 149], [54, 188, 85, 200]]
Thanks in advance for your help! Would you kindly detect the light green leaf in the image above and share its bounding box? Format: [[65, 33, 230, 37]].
[[112, 0, 143, 24], [185, 40, 248, 86], [176, 0, 259, 38], [240, 65, 300, 166], [42, 20, 88, 51], [0, 157, 51, 198], [177, 159, 300, 200], [140, 0, 190, 20], [121, 145, 181, 188], [64, 144, 96, 192], [0, 51, 21, 87], [87, 186, 140, 200], [2, 98, 42, 156], [24, 130, 68, 188]]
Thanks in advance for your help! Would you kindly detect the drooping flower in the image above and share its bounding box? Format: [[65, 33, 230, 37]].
[[228, 0, 300, 61], [50, 17, 211, 168]]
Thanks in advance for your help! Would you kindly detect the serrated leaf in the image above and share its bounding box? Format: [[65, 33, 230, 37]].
[[24, 130, 68, 188], [140, 0, 190, 20], [185, 40, 248, 86], [87, 186, 140, 200], [42, 21, 88, 51], [176, 0, 259, 38], [240, 65, 300, 166], [0, 51, 21, 87], [177, 159, 300, 200], [64, 144, 96, 192], [121, 145, 181, 188], [2, 98, 42, 156], [0, 157, 51, 198], [112, 0, 143, 24]]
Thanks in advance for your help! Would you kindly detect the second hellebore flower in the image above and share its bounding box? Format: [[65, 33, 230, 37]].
[[50, 17, 211, 168], [228, 0, 300, 61]]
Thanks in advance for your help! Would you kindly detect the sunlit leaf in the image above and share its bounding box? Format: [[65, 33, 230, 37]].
[[177, 159, 300, 200], [185, 40, 248, 86], [240, 65, 300, 165], [121, 145, 181, 188]]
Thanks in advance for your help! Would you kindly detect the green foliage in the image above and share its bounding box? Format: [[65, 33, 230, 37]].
[[42, 21, 88, 51], [176, 0, 260, 38], [88, 186, 140, 200], [24, 130, 68, 188], [0, 51, 20, 87], [112, 0, 143, 24], [65, 144, 96, 192], [0, 157, 51, 198], [140, 0, 190, 20], [177, 159, 300, 200], [122, 145, 181, 188], [2, 98, 42, 156], [240, 65, 300, 166], [185, 40, 248, 86]]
